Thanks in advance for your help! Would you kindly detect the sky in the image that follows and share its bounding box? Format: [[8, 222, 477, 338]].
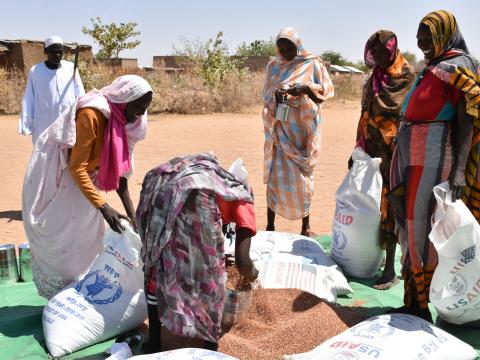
[[1, 0, 477, 67]]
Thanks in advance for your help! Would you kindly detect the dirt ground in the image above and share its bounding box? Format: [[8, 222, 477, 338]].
[[0, 102, 359, 248]]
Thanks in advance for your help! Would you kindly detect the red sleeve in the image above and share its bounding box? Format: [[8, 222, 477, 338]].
[[230, 200, 257, 236], [216, 196, 257, 235], [216, 195, 231, 225]]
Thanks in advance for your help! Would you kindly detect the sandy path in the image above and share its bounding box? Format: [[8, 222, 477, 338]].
[[0, 103, 359, 247]]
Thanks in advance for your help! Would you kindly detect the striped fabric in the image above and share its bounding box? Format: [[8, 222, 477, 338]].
[[391, 121, 452, 309], [262, 27, 334, 220], [463, 117, 480, 220], [391, 61, 460, 308]]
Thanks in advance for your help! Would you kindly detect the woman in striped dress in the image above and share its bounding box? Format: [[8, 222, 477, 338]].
[[262, 27, 334, 236], [389, 10, 478, 321]]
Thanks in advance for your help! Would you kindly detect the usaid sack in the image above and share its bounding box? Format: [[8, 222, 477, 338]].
[[331, 148, 383, 278], [250, 231, 352, 301], [429, 182, 480, 325], [43, 224, 147, 357], [284, 314, 477, 360], [129, 348, 237, 360]]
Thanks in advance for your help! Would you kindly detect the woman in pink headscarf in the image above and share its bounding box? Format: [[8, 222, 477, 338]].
[[22, 75, 153, 298], [352, 30, 415, 290]]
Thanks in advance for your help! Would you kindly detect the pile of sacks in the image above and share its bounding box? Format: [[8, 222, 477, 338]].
[[107, 314, 477, 360]]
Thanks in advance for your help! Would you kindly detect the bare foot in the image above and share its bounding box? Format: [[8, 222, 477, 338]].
[[373, 272, 399, 290], [300, 229, 317, 238]]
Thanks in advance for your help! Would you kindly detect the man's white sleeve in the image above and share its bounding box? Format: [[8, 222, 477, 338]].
[[18, 70, 34, 135]]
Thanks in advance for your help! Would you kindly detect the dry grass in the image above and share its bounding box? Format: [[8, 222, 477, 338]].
[[0, 66, 364, 115], [330, 74, 365, 102], [145, 70, 263, 114]]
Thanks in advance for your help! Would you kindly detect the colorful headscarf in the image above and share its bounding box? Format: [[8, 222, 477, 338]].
[[420, 10, 480, 118], [420, 10, 468, 59], [76, 75, 153, 191], [362, 30, 415, 121], [364, 30, 399, 96]]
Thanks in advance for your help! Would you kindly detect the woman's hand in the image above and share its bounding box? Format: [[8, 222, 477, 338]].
[[449, 98, 473, 201], [237, 261, 259, 283], [449, 169, 466, 200], [286, 83, 309, 96], [99, 203, 130, 233], [275, 88, 287, 104]]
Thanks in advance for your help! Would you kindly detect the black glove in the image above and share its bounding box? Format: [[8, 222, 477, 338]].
[[99, 203, 130, 233]]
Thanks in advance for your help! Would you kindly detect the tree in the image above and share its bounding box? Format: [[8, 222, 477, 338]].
[[320, 50, 367, 72], [82, 17, 141, 59], [236, 38, 276, 56], [320, 50, 349, 66], [402, 51, 418, 67]]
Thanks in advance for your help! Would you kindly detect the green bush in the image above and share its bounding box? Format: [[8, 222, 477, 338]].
[[174, 31, 245, 90], [236, 38, 276, 57]]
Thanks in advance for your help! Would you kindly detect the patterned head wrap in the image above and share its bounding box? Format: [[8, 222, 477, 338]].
[[420, 10, 469, 59], [364, 30, 400, 96]]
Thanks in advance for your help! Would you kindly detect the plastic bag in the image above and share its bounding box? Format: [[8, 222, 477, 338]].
[[228, 158, 248, 182], [429, 182, 480, 325]]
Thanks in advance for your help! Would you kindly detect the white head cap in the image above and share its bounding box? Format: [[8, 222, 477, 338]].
[[44, 36, 63, 49]]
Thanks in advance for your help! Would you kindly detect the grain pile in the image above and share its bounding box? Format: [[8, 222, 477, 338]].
[[226, 264, 252, 291], [218, 289, 366, 359]]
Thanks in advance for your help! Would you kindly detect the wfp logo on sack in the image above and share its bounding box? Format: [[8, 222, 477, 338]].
[[351, 318, 395, 339], [447, 274, 467, 296], [333, 229, 348, 251], [75, 265, 123, 305]]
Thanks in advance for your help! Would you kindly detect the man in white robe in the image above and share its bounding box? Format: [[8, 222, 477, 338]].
[[18, 35, 85, 144]]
